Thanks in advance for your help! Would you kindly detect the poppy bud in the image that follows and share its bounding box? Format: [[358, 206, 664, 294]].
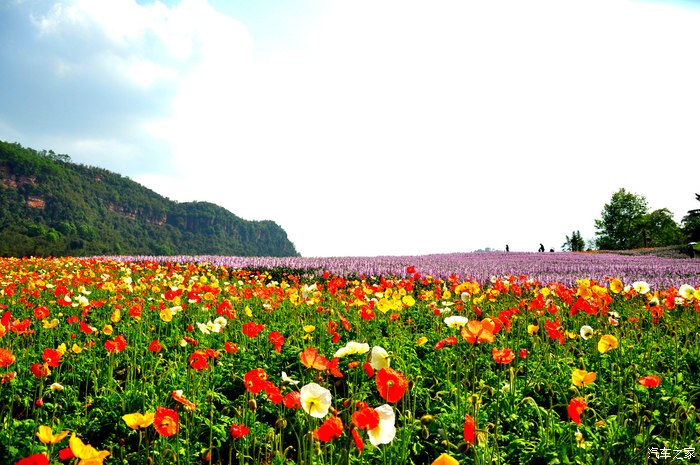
[[457, 441, 471, 453], [35, 398, 44, 407], [275, 417, 288, 429], [248, 399, 257, 411], [420, 425, 430, 439], [420, 414, 435, 425]]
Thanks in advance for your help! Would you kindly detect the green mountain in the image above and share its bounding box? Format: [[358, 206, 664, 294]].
[[0, 140, 299, 257]]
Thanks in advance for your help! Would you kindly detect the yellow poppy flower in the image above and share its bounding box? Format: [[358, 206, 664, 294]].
[[69, 433, 110, 463], [122, 412, 155, 430], [598, 334, 618, 353], [36, 425, 69, 444], [572, 369, 597, 386]]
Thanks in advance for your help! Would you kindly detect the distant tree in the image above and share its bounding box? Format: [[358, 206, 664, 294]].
[[681, 193, 700, 242], [595, 189, 649, 250], [638, 208, 683, 247], [563, 230, 585, 251]]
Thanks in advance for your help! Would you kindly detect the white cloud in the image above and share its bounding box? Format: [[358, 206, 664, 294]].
[[5, 0, 700, 256]]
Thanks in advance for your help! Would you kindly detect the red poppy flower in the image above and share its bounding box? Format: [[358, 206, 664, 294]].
[[492, 347, 515, 364], [351, 428, 364, 451], [519, 348, 528, 358], [352, 406, 380, 431], [638, 375, 661, 388], [283, 391, 302, 409], [14, 453, 49, 465], [544, 318, 565, 345], [33, 306, 49, 320], [264, 384, 284, 404], [224, 341, 238, 354], [268, 331, 285, 354], [328, 357, 343, 378], [58, 447, 75, 461], [30, 363, 51, 378], [128, 304, 142, 319], [42, 348, 62, 367], [376, 367, 408, 403], [104, 335, 127, 353], [434, 336, 458, 349], [230, 423, 250, 438], [568, 397, 587, 425], [154, 407, 180, 437], [313, 416, 343, 442], [244, 368, 272, 394], [188, 350, 211, 370], [360, 306, 375, 321], [78, 321, 95, 334], [363, 362, 375, 378], [464, 414, 475, 444], [148, 340, 162, 353], [242, 321, 265, 338]]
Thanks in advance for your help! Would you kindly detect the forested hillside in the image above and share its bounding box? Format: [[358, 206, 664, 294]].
[[0, 141, 299, 257]]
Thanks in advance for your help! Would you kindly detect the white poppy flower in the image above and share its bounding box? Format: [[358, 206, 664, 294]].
[[300, 383, 332, 418], [678, 284, 695, 301], [369, 346, 390, 370], [333, 341, 370, 358], [444, 315, 468, 329], [281, 371, 299, 386], [579, 325, 594, 340], [632, 281, 650, 294], [368, 404, 396, 446]]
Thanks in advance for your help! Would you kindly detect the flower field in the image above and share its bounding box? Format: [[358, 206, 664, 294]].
[[1, 253, 699, 465]]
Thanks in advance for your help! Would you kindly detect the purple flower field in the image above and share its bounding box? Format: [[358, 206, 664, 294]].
[[102, 251, 700, 290]]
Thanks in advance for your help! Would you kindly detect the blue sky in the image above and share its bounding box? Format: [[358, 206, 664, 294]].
[[1, 0, 699, 257]]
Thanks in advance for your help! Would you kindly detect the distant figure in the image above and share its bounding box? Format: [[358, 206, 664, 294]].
[[549, 248, 554, 253], [505, 244, 509, 252], [538, 243, 545, 253]]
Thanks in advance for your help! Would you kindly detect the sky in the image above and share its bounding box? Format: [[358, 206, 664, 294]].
[[1, 0, 699, 257]]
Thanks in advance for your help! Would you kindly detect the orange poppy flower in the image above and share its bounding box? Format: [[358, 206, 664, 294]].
[[154, 407, 180, 437], [460, 319, 495, 344], [0, 348, 15, 367], [491, 347, 515, 364], [300, 347, 329, 371], [172, 390, 197, 411], [375, 367, 408, 403], [432, 453, 459, 465]]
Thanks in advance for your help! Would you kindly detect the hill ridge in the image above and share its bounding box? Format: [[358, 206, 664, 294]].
[[0, 140, 299, 257]]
